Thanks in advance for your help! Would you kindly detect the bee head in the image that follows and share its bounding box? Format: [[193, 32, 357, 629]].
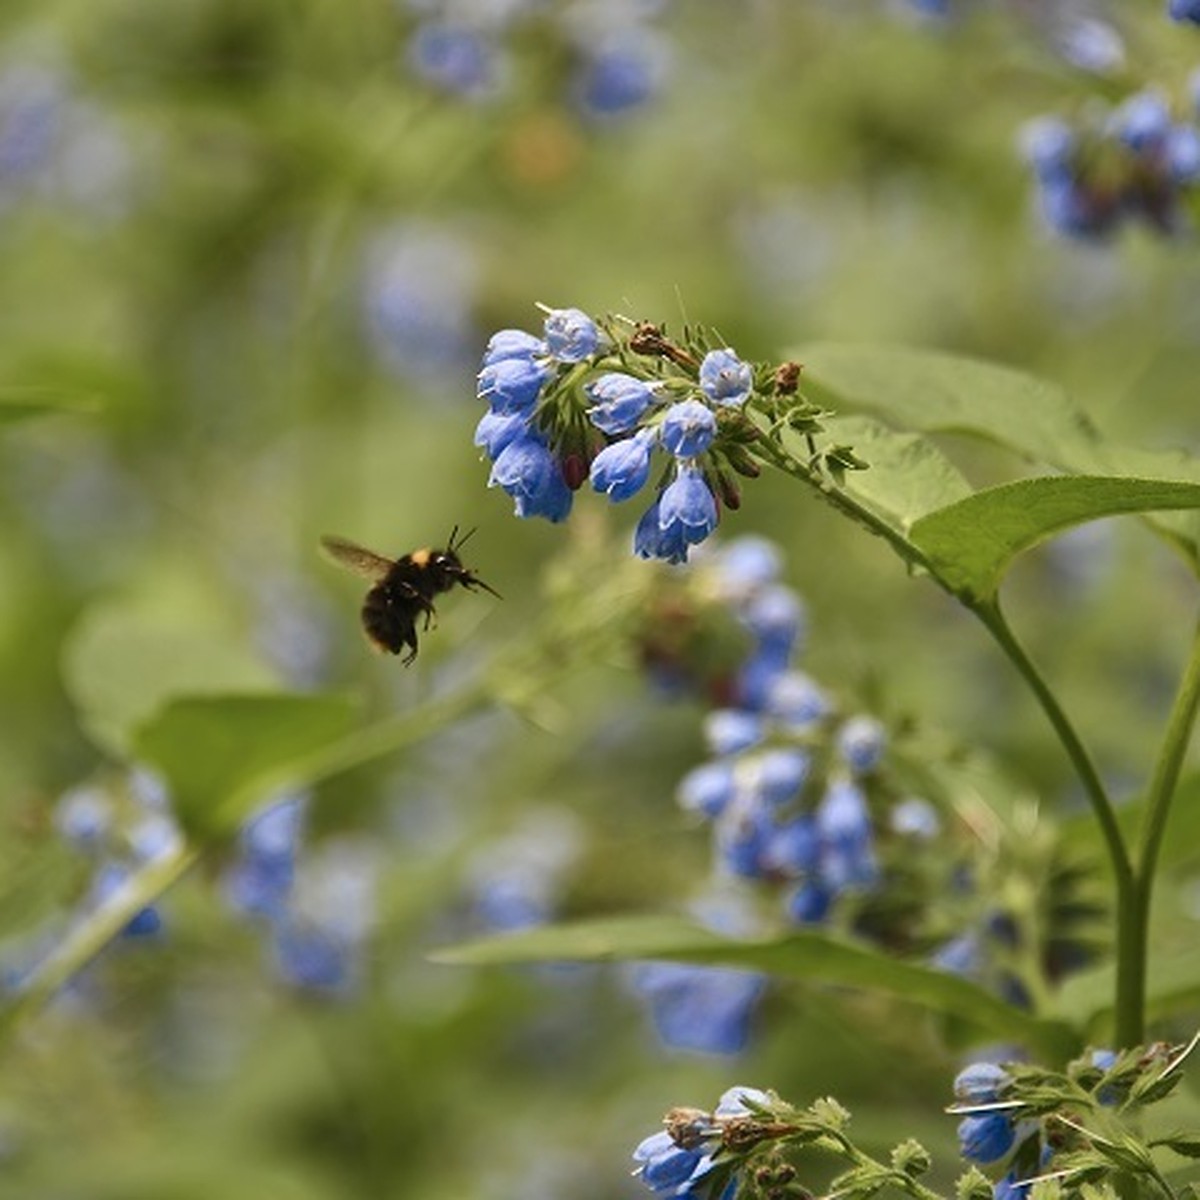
[[437, 526, 500, 599]]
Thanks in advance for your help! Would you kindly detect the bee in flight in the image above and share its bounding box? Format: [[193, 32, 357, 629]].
[[320, 527, 499, 664]]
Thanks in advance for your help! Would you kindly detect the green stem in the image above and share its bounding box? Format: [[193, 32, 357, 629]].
[[1117, 616, 1200, 1048], [0, 842, 199, 1044], [759, 433, 1128, 882], [969, 600, 1131, 891], [759, 431, 1147, 1042]]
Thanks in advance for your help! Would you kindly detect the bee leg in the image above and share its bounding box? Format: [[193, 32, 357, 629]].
[[401, 631, 419, 665]]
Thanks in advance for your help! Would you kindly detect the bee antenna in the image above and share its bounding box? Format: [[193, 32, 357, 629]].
[[451, 525, 478, 552]]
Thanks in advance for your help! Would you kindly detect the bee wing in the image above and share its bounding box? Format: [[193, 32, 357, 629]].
[[319, 535, 394, 582]]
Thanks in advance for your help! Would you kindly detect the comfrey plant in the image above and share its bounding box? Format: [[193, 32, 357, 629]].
[[457, 297, 1200, 1196], [632, 1042, 1200, 1200]]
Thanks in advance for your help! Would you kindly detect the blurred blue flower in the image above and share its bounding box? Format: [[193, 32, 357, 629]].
[[573, 34, 666, 120], [712, 536, 782, 594], [837, 715, 887, 774], [703, 709, 764, 756], [765, 670, 829, 729], [785, 879, 832, 924], [1169, 0, 1200, 25], [407, 22, 503, 99], [631, 960, 765, 1055], [755, 748, 809, 806], [225, 795, 307, 920], [362, 223, 479, 380], [89, 862, 163, 939], [677, 761, 737, 818], [54, 785, 112, 852]]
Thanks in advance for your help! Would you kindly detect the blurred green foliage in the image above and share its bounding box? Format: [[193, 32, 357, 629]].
[[3, 1, 1200, 1197]]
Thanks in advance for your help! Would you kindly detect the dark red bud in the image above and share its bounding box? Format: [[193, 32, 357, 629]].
[[561, 452, 590, 491], [715, 471, 741, 511]]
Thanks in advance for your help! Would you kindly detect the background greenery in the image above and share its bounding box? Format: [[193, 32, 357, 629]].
[[2, 1, 1200, 1196]]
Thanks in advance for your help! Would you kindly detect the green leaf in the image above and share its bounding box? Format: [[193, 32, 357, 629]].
[[434, 914, 1079, 1058], [820, 414, 973, 533], [63, 598, 279, 756], [909, 476, 1200, 602], [799, 343, 1200, 569], [0, 383, 102, 425], [133, 693, 358, 841], [798, 344, 1106, 469]]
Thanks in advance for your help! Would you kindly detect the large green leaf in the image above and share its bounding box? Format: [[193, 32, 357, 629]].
[[435, 914, 1079, 1058], [820, 414, 973, 532], [798, 343, 1106, 469], [63, 599, 278, 756], [134, 692, 358, 840], [909, 476, 1200, 602], [799, 344, 1200, 569]]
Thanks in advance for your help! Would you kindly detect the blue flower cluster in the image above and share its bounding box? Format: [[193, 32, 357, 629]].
[[361, 221, 480, 383], [403, 0, 672, 121], [1020, 79, 1200, 239], [0, 56, 132, 218], [665, 540, 945, 933], [226, 797, 378, 996], [633, 1085, 770, 1200], [54, 768, 180, 942], [476, 308, 765, 561], [466, 808, 583, 934], [950, 1050, 1130, 1200]]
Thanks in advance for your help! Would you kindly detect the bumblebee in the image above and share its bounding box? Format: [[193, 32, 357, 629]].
[[320, 527, 499, 663]]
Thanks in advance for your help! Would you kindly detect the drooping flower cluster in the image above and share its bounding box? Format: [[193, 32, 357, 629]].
[[402, 0, 672, 122], [225, 796, 378, 995], [476, 309, 809, 562], [654, 539, 955, 941], [53, 768, 180, 942], [948, 1043, 1196, 1200], [633, 1085, 774, 1200], [1020, 79, 1200, 239]]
